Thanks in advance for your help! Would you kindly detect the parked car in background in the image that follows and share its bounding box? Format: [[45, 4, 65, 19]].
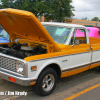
[[0, 29, 9, 43], [0, 30, 2, 33], [87, 27, 100, 38], [75, 27, 100, 38], [0, 25, 3, 32]]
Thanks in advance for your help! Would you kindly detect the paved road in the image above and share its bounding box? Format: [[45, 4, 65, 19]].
[[1, 67, 100, 100]]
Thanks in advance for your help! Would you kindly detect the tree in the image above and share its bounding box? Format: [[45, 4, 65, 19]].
[[81, 17, 88, 20], [1, 0, 14, 8], [0, 0, 74, 22], [44, 0, 74, 22], [14, 0, 45, 17], [0, 0, 45, 17], [91, 17, 99, 21]]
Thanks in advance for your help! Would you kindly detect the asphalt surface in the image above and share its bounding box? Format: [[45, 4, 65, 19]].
[[1, 67, 100, 100]]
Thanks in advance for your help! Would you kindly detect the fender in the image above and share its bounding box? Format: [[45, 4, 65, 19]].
[[28, 59, 62, 79]]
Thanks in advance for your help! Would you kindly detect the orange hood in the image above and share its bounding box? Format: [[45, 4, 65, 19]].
[[0, 8, 60, 52]]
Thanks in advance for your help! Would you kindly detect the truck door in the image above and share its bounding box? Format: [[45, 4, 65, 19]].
[[90, 43, 100, 69], [67, 28, 92, 76]]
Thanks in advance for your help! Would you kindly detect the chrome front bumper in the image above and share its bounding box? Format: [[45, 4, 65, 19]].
[[0, 70, 36, 86]]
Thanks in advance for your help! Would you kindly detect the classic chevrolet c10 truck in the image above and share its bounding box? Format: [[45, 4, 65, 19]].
[[0, 8, 100, 96]]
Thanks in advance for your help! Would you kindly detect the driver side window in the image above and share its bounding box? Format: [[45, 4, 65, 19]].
[[70, 29, 86, 45]]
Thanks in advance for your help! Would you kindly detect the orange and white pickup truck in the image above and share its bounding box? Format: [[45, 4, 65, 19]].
[[0, 8, 100, 96]]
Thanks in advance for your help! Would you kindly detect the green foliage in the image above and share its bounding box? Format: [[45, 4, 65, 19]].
[[14, 0, 45, 17], [81, 17, 88, 20], [0, 0, 74, 22], [91, 17, 99, 21], [44, 0, 74, 21], [1, 0, 14, 8]]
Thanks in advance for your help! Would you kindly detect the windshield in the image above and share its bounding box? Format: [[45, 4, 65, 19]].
[[43, 25, 71, 44]]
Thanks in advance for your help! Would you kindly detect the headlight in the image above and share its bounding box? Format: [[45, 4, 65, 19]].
[[16, 63, 24, 74]]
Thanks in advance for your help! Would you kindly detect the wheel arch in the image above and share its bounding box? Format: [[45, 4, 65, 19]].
[[38, 63, 61, 79]]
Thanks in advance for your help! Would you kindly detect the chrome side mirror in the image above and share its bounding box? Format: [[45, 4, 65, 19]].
[[71, 44, 74, 47], [75, 40, 79, 45], [71, 40, 79, 47]]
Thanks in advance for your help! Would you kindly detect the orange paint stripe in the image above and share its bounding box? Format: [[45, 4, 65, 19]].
[[63, 83, 100, 100]]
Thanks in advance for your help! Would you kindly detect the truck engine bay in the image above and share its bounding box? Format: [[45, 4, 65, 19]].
[[0, 42, 47, 59]]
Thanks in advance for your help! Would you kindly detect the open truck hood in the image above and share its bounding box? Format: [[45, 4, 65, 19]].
[[0, 8, 60, 52]]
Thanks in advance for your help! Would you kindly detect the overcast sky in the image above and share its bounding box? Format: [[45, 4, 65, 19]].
[[71, 0, 100, 20]]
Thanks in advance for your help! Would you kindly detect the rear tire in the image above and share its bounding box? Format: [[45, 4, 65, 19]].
[[34, 67, 57, 96]]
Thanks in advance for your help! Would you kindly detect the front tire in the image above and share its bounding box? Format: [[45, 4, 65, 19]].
[[34, 67, 57, 96]]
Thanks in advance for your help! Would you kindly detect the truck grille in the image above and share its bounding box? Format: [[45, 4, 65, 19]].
[[0, 55, 24, 75]]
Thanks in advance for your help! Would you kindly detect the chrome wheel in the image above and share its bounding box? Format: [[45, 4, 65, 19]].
[[34, 67, 57, 96], [42, 74, 55, 92]]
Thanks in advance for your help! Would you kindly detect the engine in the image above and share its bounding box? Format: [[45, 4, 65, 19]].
[[0, 43, 46, 59]]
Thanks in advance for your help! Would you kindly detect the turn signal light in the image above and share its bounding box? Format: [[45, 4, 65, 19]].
[[31, 66, 37, 71]]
